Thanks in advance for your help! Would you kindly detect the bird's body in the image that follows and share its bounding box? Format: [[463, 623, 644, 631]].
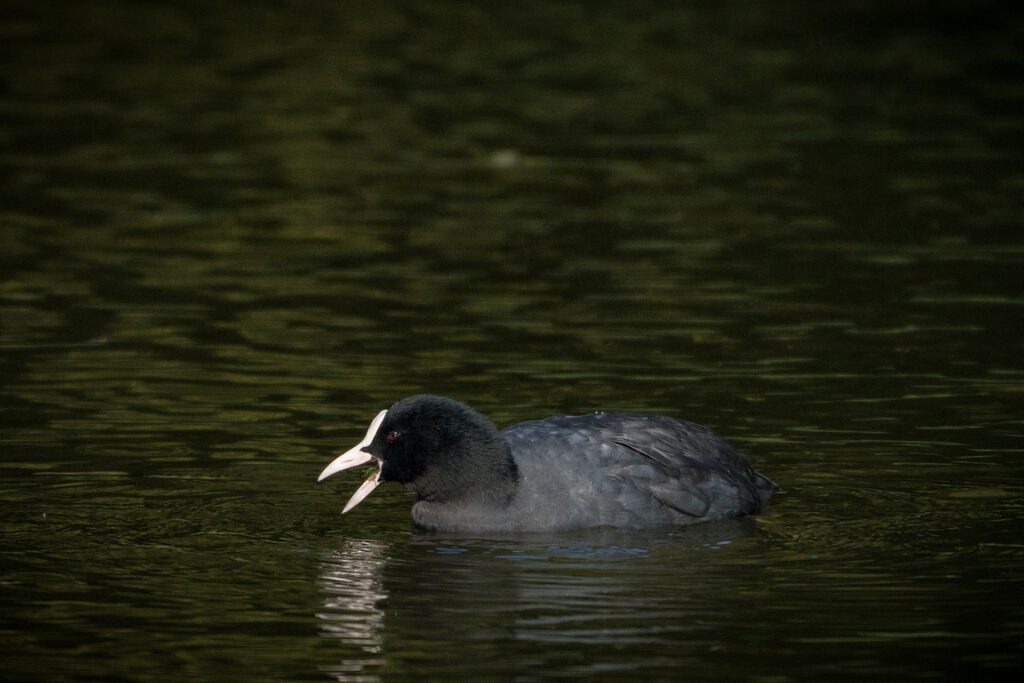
[[319, 395, 776, 533]]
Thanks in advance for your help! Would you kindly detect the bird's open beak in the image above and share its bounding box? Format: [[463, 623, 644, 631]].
[[318, 409, 387, 513]]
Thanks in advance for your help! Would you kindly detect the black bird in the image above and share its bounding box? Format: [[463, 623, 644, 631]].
[[318, 395, 776, 533]]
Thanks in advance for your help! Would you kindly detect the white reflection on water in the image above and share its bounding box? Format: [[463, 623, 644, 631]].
[[317, 539, 389, 680]]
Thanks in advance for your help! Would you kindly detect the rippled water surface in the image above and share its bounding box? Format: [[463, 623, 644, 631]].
[[3, 1, 1023, 680]]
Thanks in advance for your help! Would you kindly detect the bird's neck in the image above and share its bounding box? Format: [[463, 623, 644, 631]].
[[416, 440, 519, 506]]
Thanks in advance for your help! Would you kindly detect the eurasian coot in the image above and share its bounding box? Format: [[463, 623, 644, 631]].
[[318, 394, 776, 532]]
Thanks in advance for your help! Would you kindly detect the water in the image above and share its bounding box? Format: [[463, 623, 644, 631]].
[[2, 1, 1023, 680]]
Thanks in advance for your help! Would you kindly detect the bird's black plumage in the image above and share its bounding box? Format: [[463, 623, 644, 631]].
[[319, 395, 776, 533]]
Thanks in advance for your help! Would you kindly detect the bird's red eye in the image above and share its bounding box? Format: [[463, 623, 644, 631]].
[[386, 430, 399, 442]]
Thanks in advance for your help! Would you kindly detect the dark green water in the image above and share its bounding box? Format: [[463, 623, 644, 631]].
[[2, 1, 1023, 680]]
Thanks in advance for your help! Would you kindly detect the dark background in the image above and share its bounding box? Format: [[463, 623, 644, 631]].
[[2, 1, 1022, 680]]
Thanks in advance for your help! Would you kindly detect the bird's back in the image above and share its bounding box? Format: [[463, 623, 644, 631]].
[[500, 412, 776, 530]]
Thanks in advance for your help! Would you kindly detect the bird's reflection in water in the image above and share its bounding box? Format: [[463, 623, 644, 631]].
[[316, 539, 389, 680], [314, 520, 770, 679]]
